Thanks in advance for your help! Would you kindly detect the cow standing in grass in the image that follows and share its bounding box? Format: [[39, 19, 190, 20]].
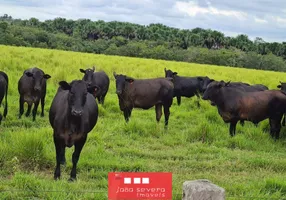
[[113, 72, 174, 127], [80, 66, 110, 105], [0, 71, 8, 124], [209, 81, 269, 127], [18, 67, 51, 121], [203, 80, 286, 139], [49, 80, 99, 181], [164, 68, 213, 107]]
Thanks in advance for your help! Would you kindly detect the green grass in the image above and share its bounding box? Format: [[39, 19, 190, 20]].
[[1, 45, 286, 199]]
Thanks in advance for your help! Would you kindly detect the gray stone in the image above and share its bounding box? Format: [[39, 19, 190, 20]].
[[182, 179, 225, 200]]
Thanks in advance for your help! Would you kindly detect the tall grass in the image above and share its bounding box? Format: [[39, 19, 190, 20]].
[[1, 45, 286, 199]]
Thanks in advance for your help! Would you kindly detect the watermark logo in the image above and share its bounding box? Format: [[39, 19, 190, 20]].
[[108, 172, 172, 200]]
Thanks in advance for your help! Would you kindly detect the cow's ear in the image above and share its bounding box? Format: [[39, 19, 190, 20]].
[[210, 79, 215, 82], [92, 66, 95, 72], [59, 81, 71, 90], [225, 81, 231, 86], [44, 74, 51, 79], [218, 80, 225, 88], [113, 72, 117, 78], [164, 68, 167, 72], [25, 72, 33, 77], [173, 72, 178, 76], [88, 85, 101, 94], [80, 69, 86, 74], [126, 77, 134, 83], [277, 85, 282, 88]]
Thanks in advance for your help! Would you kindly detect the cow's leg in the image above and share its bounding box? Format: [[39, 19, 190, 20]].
[[269, 118, 282, 140], [69, 137, 87, 181], [123, 108, 132, 123], [54, 137, 65, 180], [177, 96, 181, 106], [100, 96, 106, 105], [25, 103, 32, 117], [97, 96, 101, 104], [41, 95, 46, 117], [240, 120, 245, 126], [195, 94, 201, 108], [163, 105, 170, 128], [229, 121, 238, 136], [19, 96, 24, 119], [32, 100, 40, 121], [155, 104, 163, 123]]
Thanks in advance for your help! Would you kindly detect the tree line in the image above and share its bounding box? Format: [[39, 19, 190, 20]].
[[1, 14, 286, 72]]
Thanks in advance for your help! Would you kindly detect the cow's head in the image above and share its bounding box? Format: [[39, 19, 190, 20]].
[[202, 80, 230, 101], [80, 66, 95, 86], [59, 80, 99, 117], [25, 70, 51, 91], [113, 72, 134, 95], [164, 68, 177, 78], [198, 76, 215, 93], [277, 81, 286, 92]]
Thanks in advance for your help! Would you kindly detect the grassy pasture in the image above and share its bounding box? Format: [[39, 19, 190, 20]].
[[1, 45, 286, 199]]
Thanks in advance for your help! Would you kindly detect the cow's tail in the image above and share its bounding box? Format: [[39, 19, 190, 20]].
[[0, 72, 8, 118]]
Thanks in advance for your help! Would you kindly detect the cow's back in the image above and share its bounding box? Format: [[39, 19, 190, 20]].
[[124, 78, 173, 109], [174, 76, 200, 96], [222, 89, 286, 122]]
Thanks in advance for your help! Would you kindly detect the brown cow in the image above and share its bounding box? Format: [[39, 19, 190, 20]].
[[113, 72, 174, 127], [203, 80, 286, 139]]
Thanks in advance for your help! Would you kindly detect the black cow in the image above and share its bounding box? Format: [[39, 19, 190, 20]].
[[203, 80, 286, 139], [0, 71, 8, 124], [80, 66, 110, 105], [113, 72, 174, 127], [277, 81, 286, 126], [164, 68, 213, 107], [49, 80, 99, 181], [209, 81, 269, 126], [18, 67, 51, 121]]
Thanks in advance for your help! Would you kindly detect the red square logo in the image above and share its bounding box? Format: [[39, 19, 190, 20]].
[[108, 172, 172, 200]]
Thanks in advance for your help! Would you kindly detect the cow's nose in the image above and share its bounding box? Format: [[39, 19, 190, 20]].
[[34, 86, 41, 91], [72, 109, 83, 116]]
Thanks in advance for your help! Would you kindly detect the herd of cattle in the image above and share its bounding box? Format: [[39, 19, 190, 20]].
[[0, 66, 286, 180]]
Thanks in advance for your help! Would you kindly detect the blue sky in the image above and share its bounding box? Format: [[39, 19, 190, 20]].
[[1, 0, 286, 42]]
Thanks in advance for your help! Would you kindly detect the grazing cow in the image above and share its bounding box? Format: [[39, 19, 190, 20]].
[[18, 67, 51, 121], [209, 81, 269, 126], [49, 80, 99, 181], [164, 68, 213, 107], [277, 81, 286, 126], [80, 66, 110, 105], [202, 80, 286, 139], [0, 71, 8, 124], [113, 72, 174, 127]]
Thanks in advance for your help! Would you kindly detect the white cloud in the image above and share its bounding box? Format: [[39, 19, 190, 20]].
[[276, 16, 286, 23], [174, 1, 247, 20], [254, 17, 267, 24]]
